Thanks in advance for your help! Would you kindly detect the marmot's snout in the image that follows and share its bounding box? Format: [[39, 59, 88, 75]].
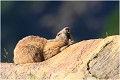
[[64, 27, 70, 33], [62, 27, 70, 34], [64, 27, 72, 40], [64, 27, 74, 45]]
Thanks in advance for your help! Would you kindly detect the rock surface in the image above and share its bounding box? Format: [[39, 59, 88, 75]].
[[0, 35, 119, 79]]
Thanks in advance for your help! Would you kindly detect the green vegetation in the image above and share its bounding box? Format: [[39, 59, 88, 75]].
[[3, 48, 10, 62], [103, 8, 119, 37]]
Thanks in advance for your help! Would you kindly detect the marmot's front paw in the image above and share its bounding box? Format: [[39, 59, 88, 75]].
[[68, 39, 74, 45]]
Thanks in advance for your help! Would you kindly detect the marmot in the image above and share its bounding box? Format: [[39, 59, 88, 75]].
[[14, 27, 74, 64]]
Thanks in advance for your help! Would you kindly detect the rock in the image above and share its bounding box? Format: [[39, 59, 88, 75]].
[[0, 35, 119, 79]]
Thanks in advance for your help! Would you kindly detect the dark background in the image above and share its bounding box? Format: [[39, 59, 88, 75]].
[[1, 1, 119, 62]]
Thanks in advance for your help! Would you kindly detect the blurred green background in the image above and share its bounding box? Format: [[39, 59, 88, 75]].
[[1, 1, 119, 62]]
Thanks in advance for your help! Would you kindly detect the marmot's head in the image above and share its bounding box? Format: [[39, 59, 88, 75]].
[[55, 27, 74, 45]]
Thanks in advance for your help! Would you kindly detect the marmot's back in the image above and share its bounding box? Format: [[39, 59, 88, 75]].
[[14, 36, 47, 64]]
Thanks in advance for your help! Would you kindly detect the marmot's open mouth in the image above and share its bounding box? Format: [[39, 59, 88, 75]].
[[67, 31, 72, 40], [66, 30, 74, 45]]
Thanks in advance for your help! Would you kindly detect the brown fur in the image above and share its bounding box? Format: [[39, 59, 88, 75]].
[[14, 27, 74, 64], [14, 36, 47, 64]]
